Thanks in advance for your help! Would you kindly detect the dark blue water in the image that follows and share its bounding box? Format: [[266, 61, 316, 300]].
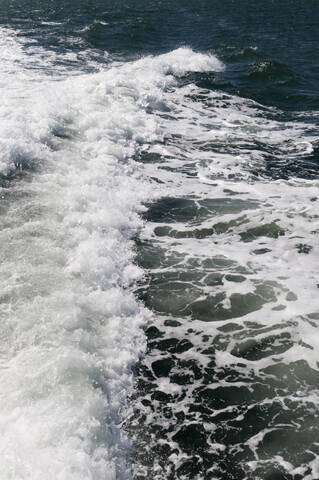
[[1, 1, 318, 479], [3, 0, 319, 106]]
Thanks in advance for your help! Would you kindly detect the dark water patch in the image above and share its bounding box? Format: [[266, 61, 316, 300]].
[[185, 284, 276, 322], [144, 197, 260, 225], [296, 243, 313, 254], [143, 197, 198, 223], [245, 61, 296, 84], [231, 333, 294, 361], [154, 219, 252, 239], [221, 46, 262, 63], [259, 428, 319, 465], [133, 150, 164, 164], [253, 247, 272, 255], [217, 322, 244, 333], [134, 238, 185, 270], [262, 360, 319, 391], [135, 238, 282, 321], [263, 148, 319, 180], [240, 222, 285, 242]]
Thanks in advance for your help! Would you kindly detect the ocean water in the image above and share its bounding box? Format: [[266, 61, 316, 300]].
[[0, 1, 318, 479]]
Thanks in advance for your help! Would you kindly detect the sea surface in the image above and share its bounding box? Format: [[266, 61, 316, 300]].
[[0, 1, 318, 479]]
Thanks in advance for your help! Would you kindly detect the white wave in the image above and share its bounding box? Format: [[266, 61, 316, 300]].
[[0, 28, 226, 480]]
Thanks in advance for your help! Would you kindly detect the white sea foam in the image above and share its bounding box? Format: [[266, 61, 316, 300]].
[[0, 28, 226, 480], [1, 23, 319, 479], [121, 45, 319, 479], [137, 80, 319, 342]]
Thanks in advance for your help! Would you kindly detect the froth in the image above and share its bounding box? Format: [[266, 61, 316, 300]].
[[0, 31, 226, 479], [122, 45, 319, 480]]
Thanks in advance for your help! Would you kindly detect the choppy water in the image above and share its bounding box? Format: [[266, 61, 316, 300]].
[[0, 1, 318, 479]]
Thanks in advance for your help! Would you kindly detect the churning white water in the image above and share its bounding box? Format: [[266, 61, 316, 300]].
[[0, 28, 224, 479]]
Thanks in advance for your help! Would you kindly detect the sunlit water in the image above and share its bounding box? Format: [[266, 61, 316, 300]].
[[0, 1, 318, 479]]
